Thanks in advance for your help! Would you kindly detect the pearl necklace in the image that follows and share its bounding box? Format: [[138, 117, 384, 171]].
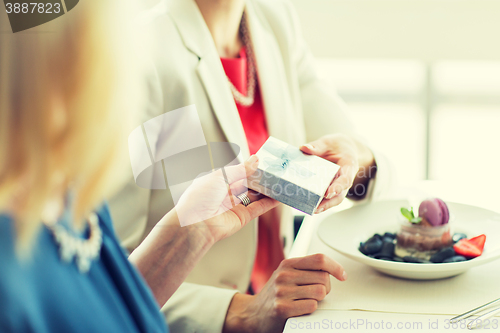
[[227, 11, 256, 107], [45, 212, 103, 273]]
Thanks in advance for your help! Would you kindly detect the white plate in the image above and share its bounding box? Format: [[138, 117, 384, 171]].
[[317, 200, 500, 280]]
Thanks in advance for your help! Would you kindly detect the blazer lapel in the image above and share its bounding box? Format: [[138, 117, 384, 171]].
[[245, 1, 299, 146], [196, 55, 250, 159], [166, 0, 250, 159]]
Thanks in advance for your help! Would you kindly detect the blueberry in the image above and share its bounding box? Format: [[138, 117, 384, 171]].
[[382, 233, 396, 243], [374, 256, 393, 261], [452, 233, 467, 243], [403, 256, 426, 263], [359, 242, 368, 255], [373, 241, 395, 260], [443, 255, 467, 263], [363, 240, 383, 254], [383, 232, 396, 240], [430, 247, 456, 263], [383, 236, 395, 243], [363, 238, 383, 254], [361, 235, 383, 255]]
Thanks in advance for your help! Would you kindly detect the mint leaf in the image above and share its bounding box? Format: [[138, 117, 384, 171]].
[[410, 217, 422, 224], [401, 207, 413, 221]]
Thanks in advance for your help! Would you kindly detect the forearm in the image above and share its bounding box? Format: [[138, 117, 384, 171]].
[[128, 209, 215, 307]]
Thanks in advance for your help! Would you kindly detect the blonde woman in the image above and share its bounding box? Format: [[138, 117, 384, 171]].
[[0, 1, 281, 332]]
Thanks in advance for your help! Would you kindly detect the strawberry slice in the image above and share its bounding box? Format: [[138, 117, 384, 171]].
[[453, 239, 482, 258], [468, 234, 486, 251]]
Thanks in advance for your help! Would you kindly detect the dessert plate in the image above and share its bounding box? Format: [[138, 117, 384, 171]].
[[317, 200, 500, 280]]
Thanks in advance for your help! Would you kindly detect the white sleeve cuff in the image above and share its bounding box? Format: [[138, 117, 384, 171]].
[[161, 282, 238, 333], [363, 148, 397, 202]]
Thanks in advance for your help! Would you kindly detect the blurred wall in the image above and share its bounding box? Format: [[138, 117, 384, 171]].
[[291, 0, 500, 61]]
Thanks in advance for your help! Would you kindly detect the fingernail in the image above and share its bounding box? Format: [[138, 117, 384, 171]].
[[326, 191, 337, 199], [248, 155, 259, 165], [342, 271, 347, 281], [304, 144, 315, 150], [315, 207, 324, 214]]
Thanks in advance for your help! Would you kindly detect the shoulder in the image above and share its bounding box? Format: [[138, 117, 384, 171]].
[[132, 0, 198, 86], [139, 2, 197, 65], [136, 2, 202, 107]]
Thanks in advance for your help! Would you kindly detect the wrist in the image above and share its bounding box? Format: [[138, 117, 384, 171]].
[[185, 222, 217, 252], [349, 137, 377, 199], [353, 138, 375, 171], [223, 293, 256, 333], [161, 210, 216, 253]]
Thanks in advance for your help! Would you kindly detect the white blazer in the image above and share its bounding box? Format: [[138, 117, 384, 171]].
[[109, 0, 394, 331]]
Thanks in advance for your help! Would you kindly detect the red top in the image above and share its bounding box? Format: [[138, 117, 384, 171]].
[[220, 48, 268, 155], [221, 48, 284, 293]]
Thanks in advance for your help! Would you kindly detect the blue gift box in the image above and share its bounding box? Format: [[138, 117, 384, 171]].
[[248, 137, 340, 215]]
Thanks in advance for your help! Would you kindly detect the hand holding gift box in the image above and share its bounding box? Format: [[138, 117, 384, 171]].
[[248, 137, 340, 215]]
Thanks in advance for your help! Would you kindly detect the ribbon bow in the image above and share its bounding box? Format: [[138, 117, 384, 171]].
[[262, 140, 315, 179]]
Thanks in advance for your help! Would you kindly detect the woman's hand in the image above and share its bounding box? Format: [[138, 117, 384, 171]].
[[130, 156, 278, 307], [223, 254, 346, 333], [300, 134, 376, 213], [175, 155, 279, 243]]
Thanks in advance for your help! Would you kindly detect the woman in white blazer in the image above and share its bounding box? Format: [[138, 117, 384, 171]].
[[109, 0, 394, 332]]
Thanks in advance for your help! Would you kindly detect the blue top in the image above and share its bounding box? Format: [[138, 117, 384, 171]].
[[0, 204, 168, 333]]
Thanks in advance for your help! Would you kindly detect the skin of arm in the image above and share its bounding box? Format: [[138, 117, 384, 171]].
[[128, 209, 215, 307], [128, 156, 279, 307]]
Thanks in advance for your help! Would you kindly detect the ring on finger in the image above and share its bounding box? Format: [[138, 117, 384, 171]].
[[236, 193, 251, 207]]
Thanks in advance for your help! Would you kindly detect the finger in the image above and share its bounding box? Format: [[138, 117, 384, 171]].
[[231, 196, 279, 223], [223, 184, 258, 210], [232, 189, 262, 205], [284, 299, 318, 318], [316, 189, 349, 213], [324, 175, 350, 200], [223, 155, 259, 184], [223, 180, 250, 210], [294, 270, 332, 293], [324, 163, 357, 199], [275, 267, 331, 292], [247, 190, 262, 202], [287, 284, 328, 301], [289, 254, 346, 282], [229, 179, 248, 196], [299, 141, 328, 156]]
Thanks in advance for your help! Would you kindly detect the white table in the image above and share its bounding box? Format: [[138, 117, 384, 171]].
[[284, 181, 500, 332]]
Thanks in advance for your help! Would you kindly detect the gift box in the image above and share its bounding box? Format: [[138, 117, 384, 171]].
[[248, 137, 340, 215]]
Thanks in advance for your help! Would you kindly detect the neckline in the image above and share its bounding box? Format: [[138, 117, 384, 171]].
[[220, 46, 247, 61]]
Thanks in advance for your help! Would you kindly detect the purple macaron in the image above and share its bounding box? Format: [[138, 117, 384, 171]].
[[418, 198, 450, 226]]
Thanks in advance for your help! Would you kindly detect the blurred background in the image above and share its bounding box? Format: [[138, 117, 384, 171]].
[[291, 0, 500, 190]]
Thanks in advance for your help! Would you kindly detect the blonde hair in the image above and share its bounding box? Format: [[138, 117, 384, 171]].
[[0, 0, 145, 254]]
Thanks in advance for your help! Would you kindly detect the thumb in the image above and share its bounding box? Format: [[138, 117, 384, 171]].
[[223, 155, 259, 184], [300, 140, 327, 156]]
